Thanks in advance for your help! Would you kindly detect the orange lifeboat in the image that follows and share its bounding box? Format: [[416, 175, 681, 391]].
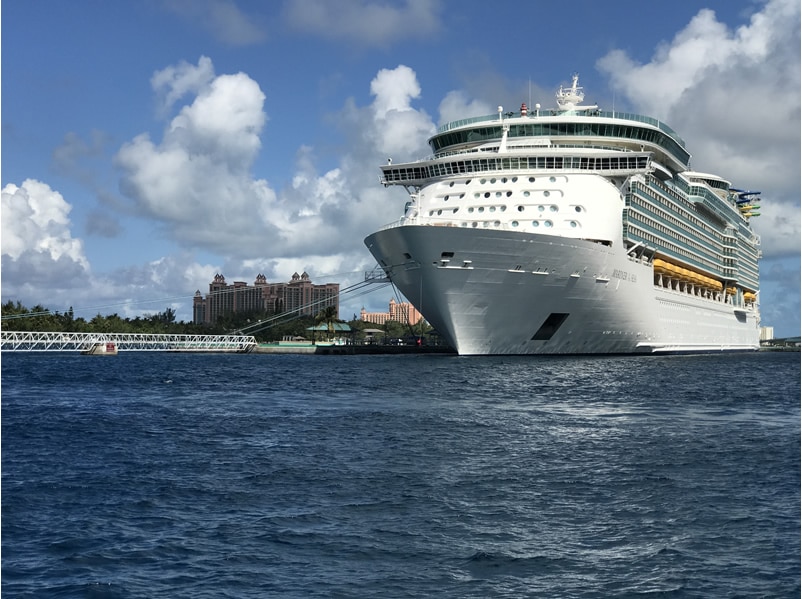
[[653, 259, 668, 274]]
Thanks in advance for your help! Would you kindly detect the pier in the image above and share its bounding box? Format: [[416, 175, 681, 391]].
[[0, 331, 257, 353]]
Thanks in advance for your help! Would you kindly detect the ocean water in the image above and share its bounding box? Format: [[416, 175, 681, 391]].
[[2, 351, 799, 598]]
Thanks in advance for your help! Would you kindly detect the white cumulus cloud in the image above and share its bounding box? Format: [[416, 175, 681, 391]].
[[1, 179, 89, 268], [597, 0, 800, 258], [151, 55, 216, 114], [438, 90, 494, 127]]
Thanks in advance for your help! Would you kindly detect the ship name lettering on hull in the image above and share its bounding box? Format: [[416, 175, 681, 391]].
[[612, 269, 636, 283]]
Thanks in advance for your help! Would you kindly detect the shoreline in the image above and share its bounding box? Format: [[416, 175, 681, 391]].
[[253, 343, 456, 355]]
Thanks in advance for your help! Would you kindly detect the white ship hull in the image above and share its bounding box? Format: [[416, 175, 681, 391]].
[[365, 225, 760, 355]]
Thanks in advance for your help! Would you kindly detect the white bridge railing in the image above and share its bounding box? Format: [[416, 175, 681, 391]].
[[0, 331, 257, 353]]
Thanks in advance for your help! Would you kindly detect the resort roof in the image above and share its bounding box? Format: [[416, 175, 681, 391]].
[[306, 323, 352, 332]]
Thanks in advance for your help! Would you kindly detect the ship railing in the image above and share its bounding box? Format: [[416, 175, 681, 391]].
[[689, 190, 739, 225], [373, 217, 412, 232], [626, 223, 723, 277], [372, 218, 573, 235], [390, 144, 649, 168], [436, 110, 685, 147], [629, 205, 722, 259], [380, 157, 651, 186]]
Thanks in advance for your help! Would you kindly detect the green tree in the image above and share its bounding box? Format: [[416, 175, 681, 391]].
[[315, 306, 339, 341]]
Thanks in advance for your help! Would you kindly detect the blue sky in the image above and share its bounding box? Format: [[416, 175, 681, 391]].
[[2, 0, 800, 336]]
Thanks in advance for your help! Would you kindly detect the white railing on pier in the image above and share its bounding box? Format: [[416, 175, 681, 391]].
[[0, 331, 257, 353]]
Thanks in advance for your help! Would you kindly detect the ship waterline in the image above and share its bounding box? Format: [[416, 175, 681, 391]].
[[365, 75, 761, 355]]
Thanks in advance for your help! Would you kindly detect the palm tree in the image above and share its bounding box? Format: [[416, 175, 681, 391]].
[[315, 306, 339, 341]]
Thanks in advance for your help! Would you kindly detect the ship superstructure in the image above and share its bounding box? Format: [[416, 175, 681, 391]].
[[364, 74, 761, 354]]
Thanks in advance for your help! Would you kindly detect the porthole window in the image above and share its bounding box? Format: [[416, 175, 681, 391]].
[[500, 205, 507, 211], [574, 206, 582, 212], [460, 193, 465, 199], [495, 192, 502, 198], [465, 179, 471, 185], [570, 221, 577, 228], [545, 220, 553, 227], [478, 207, 485, 213], [453, 208, 459, 213], [550, 205, 558, 212], [501, 177, 508, 183], [511, 220, 519, 227], [517, 205, 525, 212], [490, 178, 497, 184], [538, 205, 545, 212], [480, 178, 487, 184], [506, 191, 512, 197], [512, 177, 518, 182], [494, 220, 501, 227], [437, 209, 442, 215], [468, 207, 474, 213], [474, 193, 481, 199], [444, 195, 449, 201], [485, 192, 491, 198], [523, 191, 530, 197], [472, 222, 478, 228], [549, 176, 556, 182], [532, 221, 540, 227], [529, 177, 535, 183], [544, 191, 551, 197]]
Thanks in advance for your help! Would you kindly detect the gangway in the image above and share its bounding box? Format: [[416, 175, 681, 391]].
[[0, 331, 257, 353]]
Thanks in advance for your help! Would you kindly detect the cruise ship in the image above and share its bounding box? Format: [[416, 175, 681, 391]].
[[364, 75, 761, 355]]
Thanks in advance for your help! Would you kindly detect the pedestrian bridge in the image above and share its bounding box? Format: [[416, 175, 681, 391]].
[[0, 331, 257, 353]]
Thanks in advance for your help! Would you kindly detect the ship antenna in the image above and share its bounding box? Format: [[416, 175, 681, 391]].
[[528, 77, 532, 110]]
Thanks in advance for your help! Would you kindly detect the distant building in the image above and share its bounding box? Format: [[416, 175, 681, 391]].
[[193, 272, 339, 325], [760, 326, 774, 342], [360, 298, 423, 326]]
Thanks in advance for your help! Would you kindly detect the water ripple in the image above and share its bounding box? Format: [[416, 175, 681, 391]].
[[2, 351, 799, 598]]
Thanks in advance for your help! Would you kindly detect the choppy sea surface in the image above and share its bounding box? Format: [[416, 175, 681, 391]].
[[2, 351, 799, 598]]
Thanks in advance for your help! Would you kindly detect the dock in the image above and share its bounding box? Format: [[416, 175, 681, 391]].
[[0, 331, 257, 353], [254, 342, 455, 355]]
